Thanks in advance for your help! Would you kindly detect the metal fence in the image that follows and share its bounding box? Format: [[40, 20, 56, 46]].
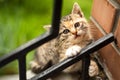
[[0, 0, 114, 80]]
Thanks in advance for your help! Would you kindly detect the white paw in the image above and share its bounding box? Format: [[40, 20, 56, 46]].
[[65, 45, 82, 57], [89, 60, 99, 77]]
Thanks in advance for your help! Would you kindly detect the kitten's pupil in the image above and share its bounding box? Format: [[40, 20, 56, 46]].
[[63, 29, 70, 34], [74, 22, 80, 28]]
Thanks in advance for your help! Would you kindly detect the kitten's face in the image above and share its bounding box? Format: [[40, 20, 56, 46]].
[[61, 14, 88, 39], [59, 3, 90, 43]]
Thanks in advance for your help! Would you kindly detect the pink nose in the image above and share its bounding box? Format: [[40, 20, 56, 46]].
[[72, 32, 77, 35], [71, 29, 77, 35]]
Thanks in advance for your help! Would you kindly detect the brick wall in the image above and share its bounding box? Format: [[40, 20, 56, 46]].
[[90, 0, 120, 80]]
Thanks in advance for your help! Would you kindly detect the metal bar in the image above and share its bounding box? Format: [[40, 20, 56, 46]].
[[0, 0, 62, 68], [29, 33, 114, 80], [81, 54, 90, 80], [18, 55, 26, 80], [50, 0, 62, 34]]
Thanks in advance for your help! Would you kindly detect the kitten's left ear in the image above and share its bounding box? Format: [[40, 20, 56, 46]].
[[72, 2, 84, 17]]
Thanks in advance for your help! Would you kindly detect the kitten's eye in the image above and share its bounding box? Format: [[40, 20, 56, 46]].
[[63, 29, 70, 34], [74, 22, 80, 28]]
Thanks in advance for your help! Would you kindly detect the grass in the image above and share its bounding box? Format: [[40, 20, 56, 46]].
[[0, 0, 92, 75]]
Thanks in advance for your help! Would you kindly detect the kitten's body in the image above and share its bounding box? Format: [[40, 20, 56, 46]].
[[30, 2, 99, 80]]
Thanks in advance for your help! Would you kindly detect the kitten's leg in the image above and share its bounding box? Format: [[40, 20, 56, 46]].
[[30, 60, 41, 73], [63, 45, 82, 73], [89, 60, 99, 77], [65, 45, 99, 76], [30, 49, 52, 74], [30, 60, 52, 74], [65, 45, 82, 58]]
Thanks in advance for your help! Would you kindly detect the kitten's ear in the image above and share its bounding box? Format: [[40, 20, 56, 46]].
[[43, 25, 51, 31], [72, 2, 84, 17]]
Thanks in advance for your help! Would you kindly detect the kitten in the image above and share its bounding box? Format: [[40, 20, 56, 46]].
[[30, 2, 99, 79]]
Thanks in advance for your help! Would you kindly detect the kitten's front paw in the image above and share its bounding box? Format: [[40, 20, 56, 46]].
[[89, 60, 99, 77], [65, 45, 81, 58]]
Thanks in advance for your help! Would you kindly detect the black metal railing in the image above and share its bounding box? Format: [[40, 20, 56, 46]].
[[0, 0, 115, 80]]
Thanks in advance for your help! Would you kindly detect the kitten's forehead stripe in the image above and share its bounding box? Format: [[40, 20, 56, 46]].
[[63, 21, 73, 28], [62, 15, 72, 21], [61, 14, 87, 25]]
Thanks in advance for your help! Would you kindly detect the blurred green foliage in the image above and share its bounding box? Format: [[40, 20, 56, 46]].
[[0, 0, 92, 75]]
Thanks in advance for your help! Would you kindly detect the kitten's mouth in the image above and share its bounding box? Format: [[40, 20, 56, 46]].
[[74, 35, 81, 39]]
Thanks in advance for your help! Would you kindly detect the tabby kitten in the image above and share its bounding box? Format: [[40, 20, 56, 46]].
[[30, 2, 99, 79]]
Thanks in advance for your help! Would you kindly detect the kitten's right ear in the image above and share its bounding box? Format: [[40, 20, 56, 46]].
[[72, 2, 84, 17], [43, 25, 51, 31]]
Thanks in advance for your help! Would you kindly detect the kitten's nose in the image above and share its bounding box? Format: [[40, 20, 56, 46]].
[[71, 30, 77, 35]]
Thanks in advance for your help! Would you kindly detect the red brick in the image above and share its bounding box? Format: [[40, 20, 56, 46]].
[[91, 0, 117, 33], [90, 20, 120, 80], [98, 44, 120, 80], [114, 17, 120, 48]]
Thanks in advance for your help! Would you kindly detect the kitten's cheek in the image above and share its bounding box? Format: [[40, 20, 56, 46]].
[[65, 45, 82, 57], [77, 30, 83, 36]]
